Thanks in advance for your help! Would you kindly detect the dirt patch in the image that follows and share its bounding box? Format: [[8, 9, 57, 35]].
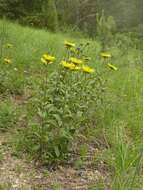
[[0, 135, 104, 190]]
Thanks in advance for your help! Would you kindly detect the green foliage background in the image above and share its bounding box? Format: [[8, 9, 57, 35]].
[[0, 0, 143, 34]]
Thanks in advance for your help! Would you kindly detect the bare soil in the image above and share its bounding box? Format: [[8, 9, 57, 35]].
[[0, 134, 104, 190]]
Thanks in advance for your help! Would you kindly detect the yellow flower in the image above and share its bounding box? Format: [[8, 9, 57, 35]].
[[70, 66, 81, 71], [5, 43, 13, 48], [82, 66, 95, 73], [101, 52, 111, 58], [70, 57, 83, 65], [64, 41, 75, 49], [107, 63, 118, 71], [60, 61, 75, 70], [41, 53, 55, 65], [4, 58, 12, 64], [41, 57, 47, 64]]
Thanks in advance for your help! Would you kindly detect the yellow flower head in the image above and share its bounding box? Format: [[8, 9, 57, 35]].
[[70, 57, 83, 65], [60, 61, 76, 70], [4, 58, 12, 64], [6, 43, 13, 48], [101, 52, 111, 59], [41, 53, 55, 65], [107, 63, 118, 71], [72, 66, 81, 71], [64, 41, 75, 49], [82, 66, 95, 74]]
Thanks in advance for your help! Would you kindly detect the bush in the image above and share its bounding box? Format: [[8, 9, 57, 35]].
[[0, 0, 25, 20]]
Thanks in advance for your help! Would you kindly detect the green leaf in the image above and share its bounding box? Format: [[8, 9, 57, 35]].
[[54, 146, 60, 158], [47, 119, 57, 127], [32, 144, 40, 152], [37, 109, 47, 118], [52, 114, 62, 127]]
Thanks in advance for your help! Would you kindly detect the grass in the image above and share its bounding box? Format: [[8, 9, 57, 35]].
[[0, 19, 143, 189]]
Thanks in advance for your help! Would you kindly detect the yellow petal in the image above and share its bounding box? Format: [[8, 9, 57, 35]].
[[41, 57, 47, 64], [60, 61, 75, 70], [107, 63, 118, 71], [64, 41, 75, 48], [82, 66, 95, 73], [70, 57, 83, 65], [101, 52, 111, 58]]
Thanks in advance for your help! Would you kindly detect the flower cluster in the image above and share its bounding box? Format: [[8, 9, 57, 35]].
[[62, 41, 95, 73], [40, 41, 118, 73], [40, 41, 95, 74]]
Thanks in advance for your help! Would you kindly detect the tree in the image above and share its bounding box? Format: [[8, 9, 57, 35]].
[[0, 0, 25, 19], [42, 0, 58, 32]]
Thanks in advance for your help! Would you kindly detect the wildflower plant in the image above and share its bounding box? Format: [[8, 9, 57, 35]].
[[17, 41, 106, 164]]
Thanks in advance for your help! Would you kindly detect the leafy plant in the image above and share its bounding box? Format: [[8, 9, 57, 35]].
[[16, 41, 106, 164]]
